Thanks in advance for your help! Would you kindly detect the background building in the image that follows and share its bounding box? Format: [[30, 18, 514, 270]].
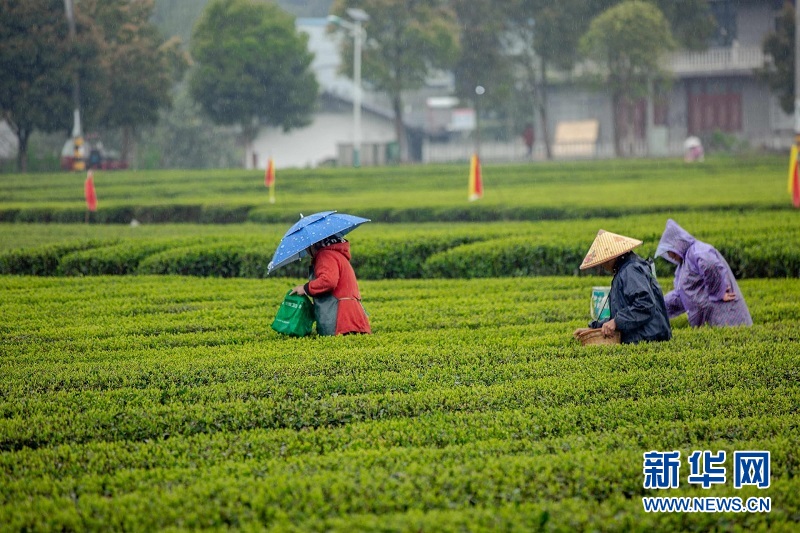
[[255, 1, 791, 169]]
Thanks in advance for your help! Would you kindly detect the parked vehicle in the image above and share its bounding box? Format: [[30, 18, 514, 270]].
[[60, 138, 128, 171]]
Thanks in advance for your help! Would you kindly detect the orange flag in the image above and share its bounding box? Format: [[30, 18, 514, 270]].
[[790, 145, 800, 208], [468, 153, 483, 201], [265, 157, 276, 204], [84, 171, 97, 212]]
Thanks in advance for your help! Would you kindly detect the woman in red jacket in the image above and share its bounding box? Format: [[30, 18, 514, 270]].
[[291, 235, 371, 336]]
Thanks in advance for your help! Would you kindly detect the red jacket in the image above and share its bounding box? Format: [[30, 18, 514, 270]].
[[304, 242, 371, 335]]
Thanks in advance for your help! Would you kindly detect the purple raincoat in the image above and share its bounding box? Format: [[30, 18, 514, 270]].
[[656, 219, 752, 327]]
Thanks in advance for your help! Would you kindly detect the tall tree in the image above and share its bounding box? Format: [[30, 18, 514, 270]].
[[585, 0, 714, 49], [330, 0, 459, 162], [85, 0, 189, 164], [507, 0, 712, 160], [152, 0, 335, 44], [189, 0, 318, 164], [137, 86, 241, 169], [651, 0, 715, 51], [451, 0, 515, 140], [508, 0, 592, 159], [0, 0, 104, 171], [757, 1, 794, 115], [580, 1, 675, 157]]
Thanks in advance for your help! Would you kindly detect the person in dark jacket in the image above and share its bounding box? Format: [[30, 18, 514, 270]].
[[573, 229, 672, 344]]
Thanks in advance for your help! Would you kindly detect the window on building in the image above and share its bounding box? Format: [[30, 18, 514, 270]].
[[709, 0, 737, 47], [687, 78, 743, 135], [653, 98, 668, 126], [775, 0, 792, 31], [771, 0, 788, 12]]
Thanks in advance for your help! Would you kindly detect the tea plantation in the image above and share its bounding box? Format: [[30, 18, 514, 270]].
[[2, 276, 799, 530], [1, 155, 799, 530]]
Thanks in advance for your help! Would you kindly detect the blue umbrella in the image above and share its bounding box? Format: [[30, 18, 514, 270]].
[[267, 211, 370, 274]]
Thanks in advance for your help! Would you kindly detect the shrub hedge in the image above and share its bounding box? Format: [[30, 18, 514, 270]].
[[3, 209, 799, 279], [0, 240, 112, 276], [2, 232, 798, 279], [4, 201, 791, 226]]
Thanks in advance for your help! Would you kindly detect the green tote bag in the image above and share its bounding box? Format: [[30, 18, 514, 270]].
[[271, 290, 315, 337]]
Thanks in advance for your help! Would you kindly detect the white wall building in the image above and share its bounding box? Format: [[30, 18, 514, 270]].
[[249, 18, 397, 170]]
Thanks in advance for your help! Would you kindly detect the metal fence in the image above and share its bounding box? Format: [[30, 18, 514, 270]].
[[421, 139, 692, 164]]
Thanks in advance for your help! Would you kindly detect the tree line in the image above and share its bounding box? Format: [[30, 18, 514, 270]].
[[2, 0, 790, 171], [331, 0, 713, 160]]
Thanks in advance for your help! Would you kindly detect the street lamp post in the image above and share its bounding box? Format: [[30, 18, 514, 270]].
[[793, 0, 800, 208], [474, 85, 485, 158], [328, 8, 369, 168], [64, 0, 85, 171], [795, 1, 800, 152]]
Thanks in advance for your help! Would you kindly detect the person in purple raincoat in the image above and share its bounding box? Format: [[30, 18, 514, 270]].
[[656, 219, 752, 327]]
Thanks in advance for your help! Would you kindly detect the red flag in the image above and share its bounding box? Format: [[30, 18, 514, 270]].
[[264, 158, 275, 188], [468, 154, 483, 201], [793, 158, 800, 208], [265, 157, 276, 203], [84, 171, 97, 212]]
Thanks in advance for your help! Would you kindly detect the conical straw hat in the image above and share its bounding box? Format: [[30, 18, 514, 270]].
[[579, 229, 642, 270]]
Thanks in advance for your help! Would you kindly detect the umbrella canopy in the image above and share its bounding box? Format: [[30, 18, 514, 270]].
[[267, 211, 370, 274]]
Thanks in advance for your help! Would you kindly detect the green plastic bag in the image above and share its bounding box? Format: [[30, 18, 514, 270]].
[[271, 290, 315, 337]]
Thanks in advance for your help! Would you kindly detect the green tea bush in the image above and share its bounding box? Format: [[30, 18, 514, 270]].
[[132, 203, 204, 224], [423, 237, 588, 278], [13, 206, 84, 223], [720, 243, 800, 279], [138, 242, 245, 277], [3, 218, 797, 279], [59, 239, 190, 275], [0, 240, 113, 275], [352, 234, 485, 279], [199, 204, 253, 224]]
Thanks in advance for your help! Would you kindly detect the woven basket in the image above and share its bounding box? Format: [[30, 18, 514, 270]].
[[577, 328, 621, 346]]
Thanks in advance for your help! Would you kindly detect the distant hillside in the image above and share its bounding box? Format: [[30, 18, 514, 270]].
[[153, 0, 334, 44]]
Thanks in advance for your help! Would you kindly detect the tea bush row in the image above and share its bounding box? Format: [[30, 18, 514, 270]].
[[2, 370, 796, 452], [3, 210, 788, 251], [3, 211, 799, 278], [3, 436, 796, 531], [0, 156, 789, 224], [6, 234, 796, 279], [2, 406, 794, 484], [3, 201, 793, 226], [423, 235, 800, 279]]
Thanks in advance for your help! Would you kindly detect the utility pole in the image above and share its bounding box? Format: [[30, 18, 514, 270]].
[[791, 0, 800, 207], [474, 85, 485, 157], [328, 8, 369, 168], [64, 0, 85, 171], [351, 10, 365, 168], [795, 0, 800, 144]]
